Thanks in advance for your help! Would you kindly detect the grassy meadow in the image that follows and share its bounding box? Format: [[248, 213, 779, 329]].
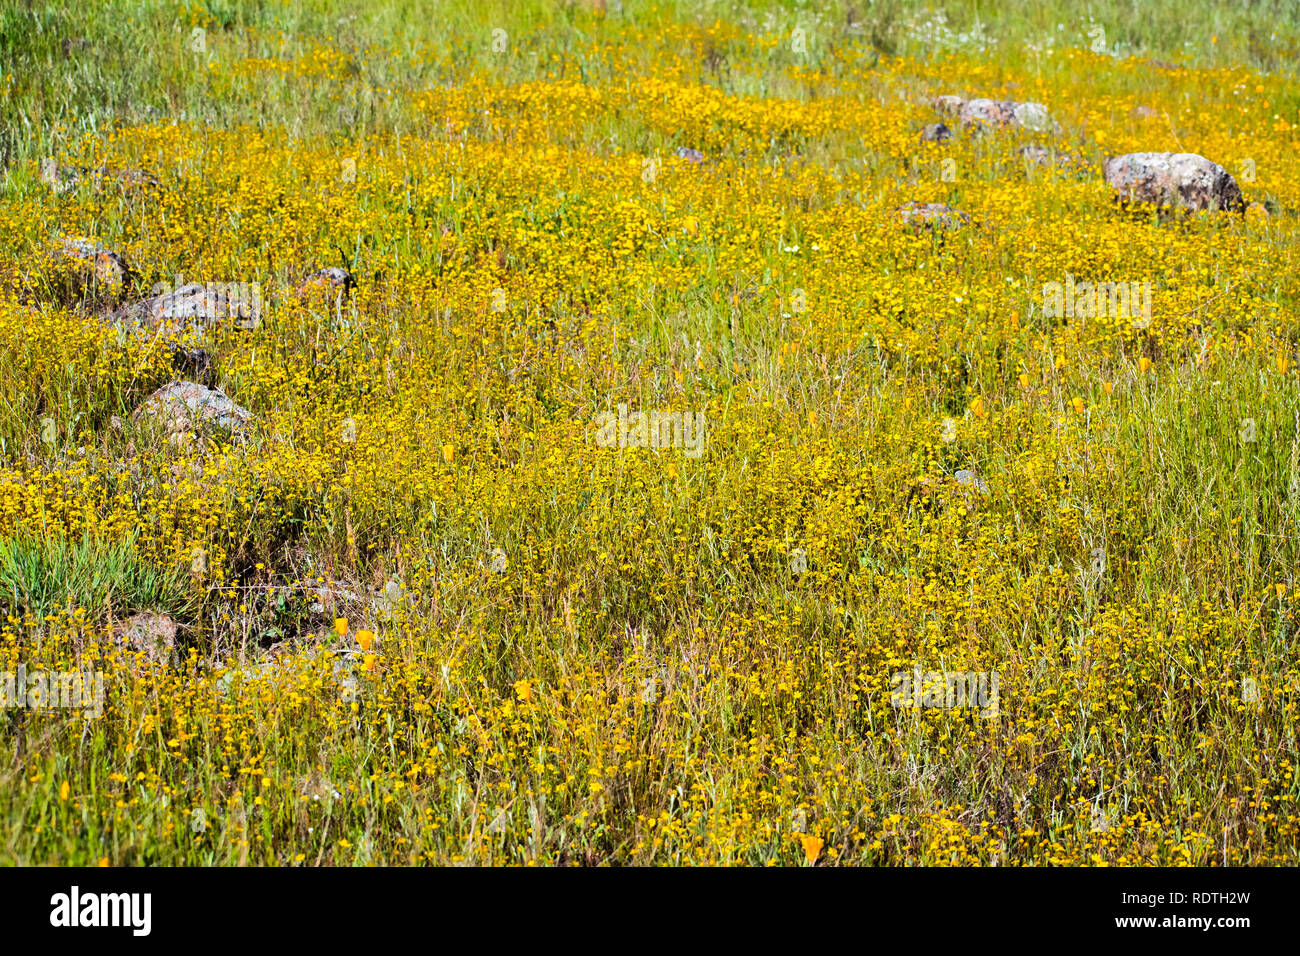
[[1, 0, 1299, 865]]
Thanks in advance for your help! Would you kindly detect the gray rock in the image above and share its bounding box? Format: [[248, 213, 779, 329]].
[[46, 164, 161, 194], [1010, 102, 1053, 131], [216, 661, 279, 695], [935, 97, 1055, 132], [1102, 152, 1245, 212], [954, 469, 990, 494], [920, 123, 952, 143], [674, 147, 706, 164], [113, 281, 262, 332], [895, 201, 970, 231], [374, 580, 405, 618], [298, 267, 356, 294], [1018, 144, 1051, 166], [132, 381, 253, 435], [57, 239, 129, 288], [931, 95, 966, 116], [117, 612, 177, 664]]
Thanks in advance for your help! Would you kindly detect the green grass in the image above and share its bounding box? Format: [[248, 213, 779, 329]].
[[0, 530, 193, 622]]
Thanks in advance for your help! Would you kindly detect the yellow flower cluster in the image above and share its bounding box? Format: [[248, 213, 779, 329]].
[[0, 3, 1297, 866]]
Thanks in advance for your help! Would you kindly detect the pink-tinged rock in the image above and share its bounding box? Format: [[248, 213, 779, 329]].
[[957, 98, 1053, 131], [1102, 152, 1245, 212], [960, 99, 1016, 127]]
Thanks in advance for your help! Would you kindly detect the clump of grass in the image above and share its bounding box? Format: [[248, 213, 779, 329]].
[[0, 530, 193, 622]]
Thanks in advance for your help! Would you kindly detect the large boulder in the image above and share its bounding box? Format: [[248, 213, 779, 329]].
[[1102, 153, 1245, 212]]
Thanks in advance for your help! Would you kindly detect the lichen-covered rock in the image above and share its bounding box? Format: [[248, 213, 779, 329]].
[[113, 281, 262, 331], [132, 381, 253, 435], [298, 267, 356, 294], [1102, 152, 1245, 212], [920, 122, 952, 142], [895, 201, 970, 232], [57, 239, 130, 288]]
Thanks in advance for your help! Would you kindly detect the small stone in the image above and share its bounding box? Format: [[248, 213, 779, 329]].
[[895, 201, 970, 232], [1018, 144, 1051, 166], [931, 95, 966, 116], [674, 147, 706, 164], [920, 123, 951, 143], [57, 239, 129, 288], [113, 281, 262, 332], [117, 612, 177, 664], [298, 267, 356, 294], [46, 164, 161, 194], [954, 469, 990, 494], [132, 381, 253, 436]]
